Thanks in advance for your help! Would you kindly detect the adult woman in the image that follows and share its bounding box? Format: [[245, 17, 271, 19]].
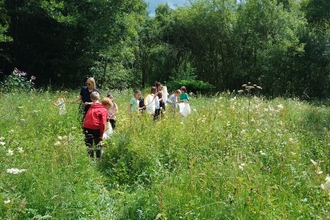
[[71, 77, 99, 118]]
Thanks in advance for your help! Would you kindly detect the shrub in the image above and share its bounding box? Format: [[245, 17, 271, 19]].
[[167, 79, 215, 94], [0, 68, 36, 93]]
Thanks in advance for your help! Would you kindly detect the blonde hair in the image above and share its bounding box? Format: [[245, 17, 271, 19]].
[[102, 97, 113, 108], [87, 77, 96, 89], [175, 89, 181, 94], [90, 91, 100, 101]]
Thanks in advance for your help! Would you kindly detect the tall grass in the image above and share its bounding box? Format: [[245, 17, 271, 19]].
[[1, 91, 330, 219]]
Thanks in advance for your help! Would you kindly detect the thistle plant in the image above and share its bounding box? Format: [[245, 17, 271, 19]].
[[0, 68, 36, 93], [238, 82, 262, 124]]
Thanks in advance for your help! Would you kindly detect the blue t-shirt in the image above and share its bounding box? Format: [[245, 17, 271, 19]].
[[80, 86, 99, 103]]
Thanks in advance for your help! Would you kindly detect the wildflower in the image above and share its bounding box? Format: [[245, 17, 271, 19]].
[[6, 149, 14, 156], [239, 163, 246, 170], [193, 109, 197, 112], [310, 159, 318, 166], [4, 199, 10, 204], [0, 137, 4, 141], [260, 151, 266, 156], [7, 168, 27, 174], [30, 75, 36, 80], [71, 127, 77, 130], [57, 136, 63, 140], [321, 175, 330, 194], [9, 129, 15, 133], [54, 141, 61, 146], [256, 129, 262, 134], [18, 147, 24, 154], [0, 142, 5, 146], [240, 130, 246, 135], [277, 104, 284, 110]]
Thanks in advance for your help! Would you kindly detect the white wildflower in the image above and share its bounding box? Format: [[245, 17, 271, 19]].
[[193, 109, 197, 112], [54, 141, 61, 146], [7, 168, 27, 174], [71, 127, 77, 130], [239, 163, 246, 171], [57, 136, 63, 140], [4, 199, 10, 204], [260, 151, 266, 156], [0, 137, 4, 141], [277, 104, 284, 110], [291, 152, 296, 155], [321, 175, 330, 193], [18, 147, 24, 154], [180, 122, 184, 125], [310, 159, 318, 166], [317, 167, 323, 175], [9, 129, 15, 133], [256, 129, 262, 134], [6, 149, 14, 156], [0, 142, 5, 146], [240, 130, 246, 135], [230, 97, 236, 102]]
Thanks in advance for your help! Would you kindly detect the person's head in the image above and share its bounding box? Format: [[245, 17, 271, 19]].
[[134, 90, 142, 100], [107, 94, 114, 100], [175, 89, 181, 97], [102, 97, 113, 110], [151, 86, 157, 94], [86, 77, 96, 90], [180, 86, 187, 93], [154, 81, 162, 91], [90, 91, 100, 102]]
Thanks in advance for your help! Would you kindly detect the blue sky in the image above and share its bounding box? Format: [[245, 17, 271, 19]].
[[147, 0, 186, 16]]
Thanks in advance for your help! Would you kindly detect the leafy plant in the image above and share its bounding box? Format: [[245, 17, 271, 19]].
[[1, 68, 36, 93]]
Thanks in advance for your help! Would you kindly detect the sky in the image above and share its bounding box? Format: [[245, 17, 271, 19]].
[[147, 0, 186, 16]]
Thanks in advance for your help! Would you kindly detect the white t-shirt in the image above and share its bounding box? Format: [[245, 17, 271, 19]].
[[155, 96, 160, 109]]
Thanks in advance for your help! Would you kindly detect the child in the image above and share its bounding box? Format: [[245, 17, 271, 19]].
[[180, 86, 190, 102], [152, 86, 160, 120], [155, 81, 166, 111], [128, 90, 142, 114], [167, 89, 181, 110], [83, 92, 109, 158], [107, 94, 118, 129]]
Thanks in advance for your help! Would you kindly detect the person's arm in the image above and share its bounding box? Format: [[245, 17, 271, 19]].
[[71, 95, 82, 104], [128, 104, 132, 114], [99, 111, 108, 139]]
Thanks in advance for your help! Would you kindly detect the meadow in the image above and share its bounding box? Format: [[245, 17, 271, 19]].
[[1, 90, 330, 219]]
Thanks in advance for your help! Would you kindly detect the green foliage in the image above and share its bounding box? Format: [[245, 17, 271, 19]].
[[2, 91, 330, 218], [1, 68, 36, 93], [167, 79, 215, 93]]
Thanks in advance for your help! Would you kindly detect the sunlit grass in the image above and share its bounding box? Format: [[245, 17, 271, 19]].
[[1, 91, 330, 219]]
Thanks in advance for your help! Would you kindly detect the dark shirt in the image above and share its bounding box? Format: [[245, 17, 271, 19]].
[[80, 86, 99, 103], [80, 86, 99, 114]]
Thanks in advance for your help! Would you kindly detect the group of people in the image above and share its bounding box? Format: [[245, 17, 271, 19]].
[[71, 77, 118, 158], [128, 81, 190, 120], [71, 78, 190, 158]]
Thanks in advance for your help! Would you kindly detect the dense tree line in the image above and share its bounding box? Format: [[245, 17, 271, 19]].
[[0, 0, 329, 97]]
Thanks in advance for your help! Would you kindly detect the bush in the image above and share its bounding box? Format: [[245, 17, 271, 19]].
[[167, 79, 215, 94], [0, 68, 36, 93]]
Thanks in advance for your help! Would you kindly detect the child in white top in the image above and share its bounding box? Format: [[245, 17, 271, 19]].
[[167, 89, 181, 110], [107, 94, 118, 129], [152, 86, 160, 120]]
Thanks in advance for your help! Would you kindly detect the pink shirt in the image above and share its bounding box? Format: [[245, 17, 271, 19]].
[[108, 102, 118, 120]]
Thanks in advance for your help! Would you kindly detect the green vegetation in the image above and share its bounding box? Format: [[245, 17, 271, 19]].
[[1, 90, 330, 219], [1, 0, 330, 97]]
